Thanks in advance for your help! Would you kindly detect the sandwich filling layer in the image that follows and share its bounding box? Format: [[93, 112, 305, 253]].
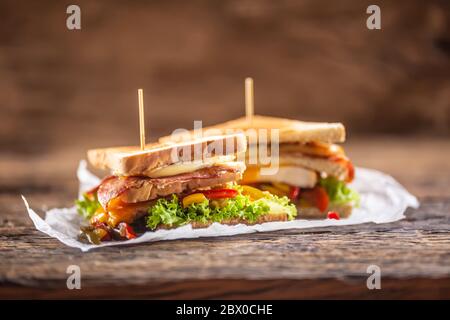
[[242, 141, 359, 217], [97, 162, 246, 208], [76, 163, 297, 244]]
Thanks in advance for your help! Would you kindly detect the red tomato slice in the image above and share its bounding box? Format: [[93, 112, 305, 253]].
[[301, 186, 329, 212], [201, 189, 238, 200]]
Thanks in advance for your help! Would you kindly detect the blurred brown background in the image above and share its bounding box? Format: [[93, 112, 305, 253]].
[[0, 0, 449, 192], [1, 1, 449, 299]]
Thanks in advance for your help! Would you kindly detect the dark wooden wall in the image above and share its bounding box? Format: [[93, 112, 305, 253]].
[[1, 0, 449, 155]]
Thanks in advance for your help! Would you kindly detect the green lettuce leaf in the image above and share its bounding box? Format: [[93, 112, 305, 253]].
[[263, 195, 297, 220], [319, 177, 360, 206], [75, 194, 101, 220], [146, 188, 297, 230]]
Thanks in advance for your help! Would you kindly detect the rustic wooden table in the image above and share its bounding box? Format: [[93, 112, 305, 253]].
[[1, 137, 449, 299]]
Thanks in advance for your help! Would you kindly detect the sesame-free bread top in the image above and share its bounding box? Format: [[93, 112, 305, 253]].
[[87, 133, 247, 176], [159, 115, 346, 144]]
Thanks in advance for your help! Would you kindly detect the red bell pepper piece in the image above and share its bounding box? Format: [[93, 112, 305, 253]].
[[118, 222, 137, 239], [346, 161, 355, 183], [327, 211, 340, 220], [201, 189, 238, 200], [289, 186, 301, 200]]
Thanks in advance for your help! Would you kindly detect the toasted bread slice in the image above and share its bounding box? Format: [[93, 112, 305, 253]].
[[297, 203, 353, 219], [159, 115, 346, 144], [157, 212, 289, 229], [87, 133, 247, 176]]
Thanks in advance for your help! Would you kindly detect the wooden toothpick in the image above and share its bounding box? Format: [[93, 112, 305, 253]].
[[138, 89, 146, 151], [245, 77, 254, 123]]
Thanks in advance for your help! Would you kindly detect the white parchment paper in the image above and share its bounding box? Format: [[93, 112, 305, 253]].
[[23, 160, 419, 252]]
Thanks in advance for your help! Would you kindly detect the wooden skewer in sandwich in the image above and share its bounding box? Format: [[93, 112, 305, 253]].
[[77, 89, 298, 244], [159, 80, 359, 220]]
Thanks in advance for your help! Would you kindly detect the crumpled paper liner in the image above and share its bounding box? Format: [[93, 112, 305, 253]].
[[23, 160, 419, 252]]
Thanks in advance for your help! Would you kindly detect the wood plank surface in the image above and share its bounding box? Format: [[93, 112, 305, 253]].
[[0, 137, 449, 299]]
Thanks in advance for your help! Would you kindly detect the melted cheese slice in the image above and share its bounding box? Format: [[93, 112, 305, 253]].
[[242, 165, 317, 188], [143, 155, 241, 177]]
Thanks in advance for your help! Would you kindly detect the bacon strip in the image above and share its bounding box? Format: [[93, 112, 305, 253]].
[[96, 164, 243, 209]]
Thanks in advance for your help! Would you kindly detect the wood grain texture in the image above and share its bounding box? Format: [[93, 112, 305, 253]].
[[0, 138, 449, 299], [2, 278, 450, 300], [1, 200, 449, 284]]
